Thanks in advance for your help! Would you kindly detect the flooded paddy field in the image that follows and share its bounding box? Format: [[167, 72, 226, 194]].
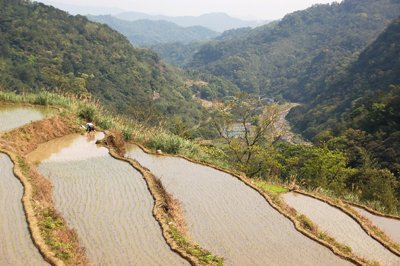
[[352, 206, 400, 244], [31, 133, 187, 265], [0, 153, 48, 266], [282, 192, 400, 265], [126, 145, 352, 266], [0, 105, 50, 132]]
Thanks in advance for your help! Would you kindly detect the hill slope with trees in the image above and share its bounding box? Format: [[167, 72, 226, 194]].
[[0, 0, 206, 125], [188, 0, 400, 100], [288, 17, 400, 181], [87, 15, 219, 47]]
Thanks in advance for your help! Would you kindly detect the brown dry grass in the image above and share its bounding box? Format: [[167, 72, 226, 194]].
[[153, 177, 188, 234], [22, 158, 53, 208], [0, 115, 77, 155], [101, 129, 126, 156]]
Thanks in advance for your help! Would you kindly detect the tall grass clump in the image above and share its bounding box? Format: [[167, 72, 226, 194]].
[[31, 91, 76, 108], [0, 90, 24, 102], [121, 126, 133, 141], [147, 132, 199, 155], [77, 104, 97, 122], [0, 90, 78, 109], [95, 115, 115, 130]]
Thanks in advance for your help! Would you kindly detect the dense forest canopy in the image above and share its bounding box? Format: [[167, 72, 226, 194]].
[[0, 0, 210, 126], [87, 15, 219, 47], [288, 17, 400, 183], [187, 0, 400, 100]]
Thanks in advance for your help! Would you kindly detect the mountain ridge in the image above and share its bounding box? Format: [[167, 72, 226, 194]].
[[88, 15, 219, 46], [187, 0, 400, 98], [0, 0, 206, 126], [114, 11, 266, 32]]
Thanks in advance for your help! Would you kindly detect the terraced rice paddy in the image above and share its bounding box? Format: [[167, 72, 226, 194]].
[[352, 206, 400, 244], [282, 192, 400, 265], [126, 145, 352, 266], [0, 105, 49, 132], [31, 133, 187, 265], [0, 153, 48, 266]]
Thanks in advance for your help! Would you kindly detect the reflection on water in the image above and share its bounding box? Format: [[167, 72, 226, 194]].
[[352, 206, 400, 244], [0, 153, 48, 266], [0, 105, 51, 132], [126, 145, 351, 266], [33, 134, 187, 265], [28, 133, 107, 164], [282, 192, 400, 265]]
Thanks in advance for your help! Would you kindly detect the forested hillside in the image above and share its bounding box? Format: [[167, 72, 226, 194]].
[[0, 0, 205, 125], [288, 17, 400, 180], [87, 15, 219, 47], [152, 27, 253, 67], [188, 0, 400, 99]]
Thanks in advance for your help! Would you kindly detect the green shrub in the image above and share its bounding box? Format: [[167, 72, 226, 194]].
[[96, 115, 114, 130], [148, 132, 198, 154], [33, 94, 48, 105], [78, 104, 97, 121], [122, 126, 133, 141]]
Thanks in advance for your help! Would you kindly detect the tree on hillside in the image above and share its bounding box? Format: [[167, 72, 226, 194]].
[[211, 94, 282, 177]]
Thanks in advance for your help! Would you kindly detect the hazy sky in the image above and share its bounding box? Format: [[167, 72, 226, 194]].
[[38, 0, 342, 20]]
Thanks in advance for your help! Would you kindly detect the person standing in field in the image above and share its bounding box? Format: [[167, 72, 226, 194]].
[[86, 122, 95, 133]]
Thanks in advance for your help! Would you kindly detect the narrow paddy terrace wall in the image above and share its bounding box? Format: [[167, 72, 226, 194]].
[[281, 192, 400, 265], [0, 110, 90, 265], [126, 145, 353, 266], [351, 206, 400, 244], [31, 133, 188, 265], [0, 115, 76, 155], [0, 152, 49, 266]]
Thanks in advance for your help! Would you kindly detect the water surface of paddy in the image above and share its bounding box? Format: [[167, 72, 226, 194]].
[[0, 105, 50, 132], [0, 153, 48, 266], [282, 192, 400, 265], [127, 145, 351, 266], [33, 133, 187, 265], [352, 206, 400, 244]]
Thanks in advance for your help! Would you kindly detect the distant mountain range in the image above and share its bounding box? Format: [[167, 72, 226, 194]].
[[37, 1, 266, 33], [114, 12, 266, 32], [88, 15, 219, 47]]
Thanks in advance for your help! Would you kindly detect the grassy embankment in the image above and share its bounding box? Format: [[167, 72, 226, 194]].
[[0, 90, 223, 265]]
